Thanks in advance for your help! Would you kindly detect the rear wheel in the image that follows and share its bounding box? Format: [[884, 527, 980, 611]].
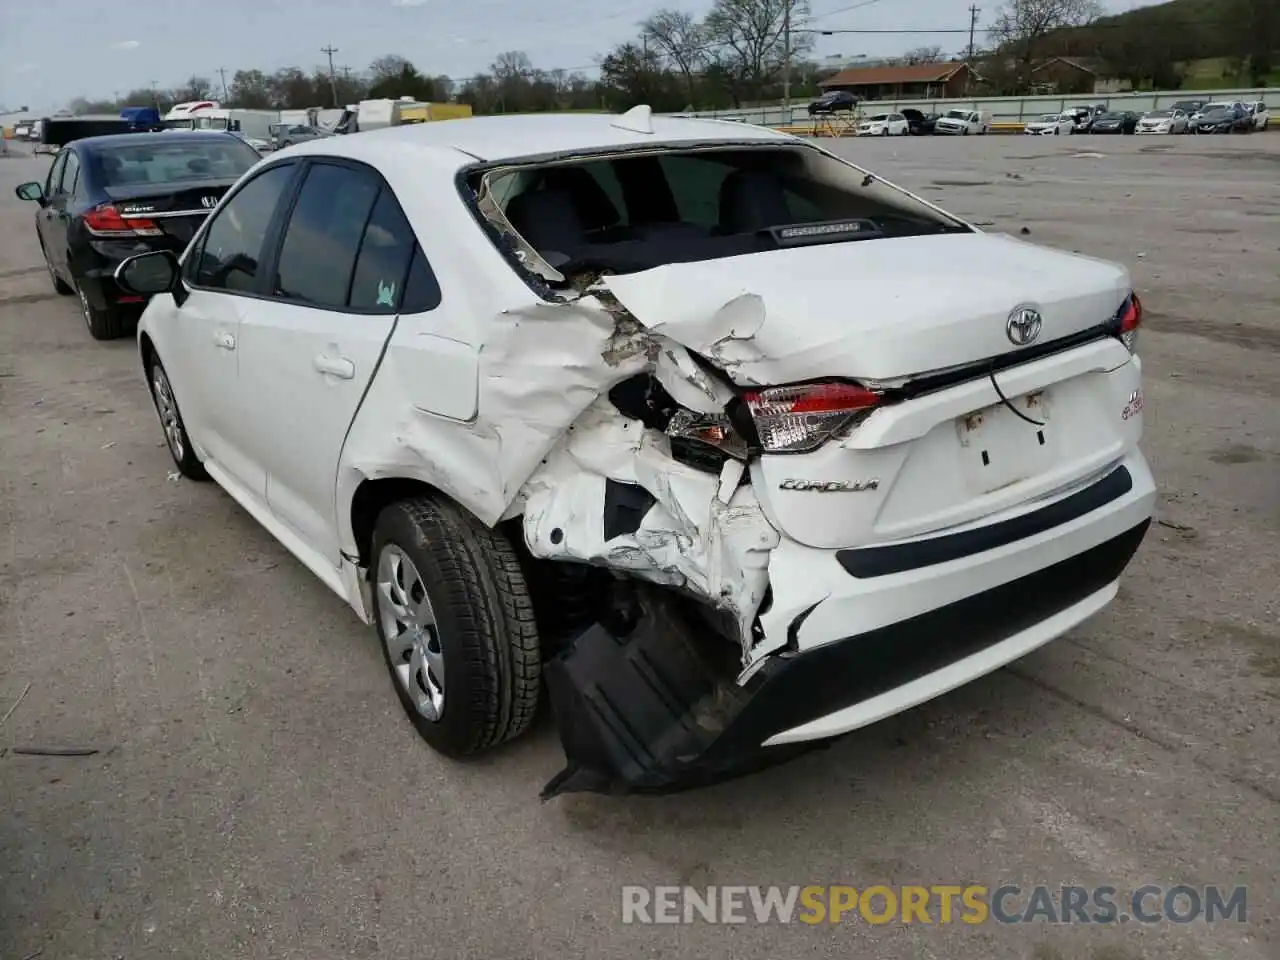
[[76, 281, 132, 341], [371, 497, 541, 758]]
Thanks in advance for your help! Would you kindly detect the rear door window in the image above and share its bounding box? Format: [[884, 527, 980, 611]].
[[271, 163, 381, 308]]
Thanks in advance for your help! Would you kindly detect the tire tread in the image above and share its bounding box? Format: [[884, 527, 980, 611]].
[[381, 497, 540, 754]]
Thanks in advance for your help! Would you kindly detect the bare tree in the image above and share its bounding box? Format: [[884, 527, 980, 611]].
[[179, 75, 215, 100], [369, 55, 414, 82], [703, 0, 813, 103], [641, 8, 706, 107], [491, 51, 533, 84], [902, 45, 945, 65], [989, 0, 1102, 91], [491, 51, 534, 111]]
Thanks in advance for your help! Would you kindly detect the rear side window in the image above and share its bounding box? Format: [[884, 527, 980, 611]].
[[348, 188, 418, 313], [60, 152, 81, 196], [190, 163, 296, 293], [400, 246, 442, 313], [273, 163, 381, 308], [45, 152, 67, 196]]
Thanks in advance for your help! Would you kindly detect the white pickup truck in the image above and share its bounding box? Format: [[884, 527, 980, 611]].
[[932, 108, 991, 135]]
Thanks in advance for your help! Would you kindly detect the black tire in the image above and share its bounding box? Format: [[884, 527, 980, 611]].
[[145, 354, 208, 480], [75, 280, 132, 341], [280, 140, 293, 148], [371, 497, 540, 758]]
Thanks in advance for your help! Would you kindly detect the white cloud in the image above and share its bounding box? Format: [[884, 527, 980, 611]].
[[110, 39, 141, 50], [391, 0, 429, 6], [12, 62, 38, 74]]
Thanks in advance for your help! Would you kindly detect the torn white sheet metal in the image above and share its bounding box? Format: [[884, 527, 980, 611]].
[[338, 291, 660, 534], [520, 398, 779, 655]]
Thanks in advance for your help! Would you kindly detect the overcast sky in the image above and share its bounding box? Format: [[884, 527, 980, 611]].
[[3, 0, 1155, 111]]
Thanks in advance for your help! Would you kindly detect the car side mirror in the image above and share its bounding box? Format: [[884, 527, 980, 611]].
[[15, 181, 45, 204], [115, 250, 181, 299]]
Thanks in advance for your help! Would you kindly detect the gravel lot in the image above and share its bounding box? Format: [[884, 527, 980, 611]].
[[1, 133, 1277, 960]]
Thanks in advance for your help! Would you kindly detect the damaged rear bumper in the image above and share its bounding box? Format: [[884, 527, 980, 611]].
[[541, 517, 1151, 798]]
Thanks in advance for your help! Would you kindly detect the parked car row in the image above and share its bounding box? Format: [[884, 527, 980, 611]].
[[846, 108, 990, 136], [1021, 99, 1269, 136], [809, 93, 1269, 138], [12, 110, 1156, 798]]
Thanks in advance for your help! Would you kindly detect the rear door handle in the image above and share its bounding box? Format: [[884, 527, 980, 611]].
[[215, 331, 236, 350], [313, 355, 355, 380]]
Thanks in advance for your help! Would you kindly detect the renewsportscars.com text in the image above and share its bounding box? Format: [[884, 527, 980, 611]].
[[621, 885, 1247, 925]]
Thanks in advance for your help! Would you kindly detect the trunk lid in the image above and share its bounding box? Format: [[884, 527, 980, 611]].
[[601, 232, 1131, 387], [603, 232, 1140, 551], [106, 180, 237, 248]]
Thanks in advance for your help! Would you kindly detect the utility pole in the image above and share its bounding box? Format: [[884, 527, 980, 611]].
[[965, 4, 980, 95], [149, 80, 159, 109], [218, 67, 229, 102], [321, 45, 340, 106], [782, 0, 793, 123]]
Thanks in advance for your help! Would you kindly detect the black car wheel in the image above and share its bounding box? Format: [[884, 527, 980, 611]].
[[75, 281, 131, 341], [371, 497, 540, 757]]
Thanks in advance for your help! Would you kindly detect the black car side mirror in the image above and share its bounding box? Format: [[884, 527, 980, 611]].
[[15, 181, 46, 205], [115, 250, 182, 301]]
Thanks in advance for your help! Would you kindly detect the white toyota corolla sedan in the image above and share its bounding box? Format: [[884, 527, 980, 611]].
[[116, 107, 1156, 797]]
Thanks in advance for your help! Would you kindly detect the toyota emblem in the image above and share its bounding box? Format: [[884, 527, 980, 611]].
[[1006, 305, 1043, 346]]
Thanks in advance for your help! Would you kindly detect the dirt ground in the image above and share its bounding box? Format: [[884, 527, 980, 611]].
[[0, 133, 1276, 960]]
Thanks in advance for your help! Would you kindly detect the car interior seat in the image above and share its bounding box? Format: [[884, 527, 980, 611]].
[[717, 168, 793, 234], [504, 187, 586, 257], [540, 166, 621, 234]]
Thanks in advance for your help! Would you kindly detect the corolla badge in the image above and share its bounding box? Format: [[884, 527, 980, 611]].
[[1006, 305, 1043, 346]]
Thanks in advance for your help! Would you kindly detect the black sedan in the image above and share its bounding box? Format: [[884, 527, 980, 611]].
[[902, 108, 938, 135], [808, 91, 858, 116], [1191, 106, 1252, 135], [14, 131, 260, 340], [1089, 111, 1140, 134]]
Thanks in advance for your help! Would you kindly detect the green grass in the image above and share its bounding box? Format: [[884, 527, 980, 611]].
[[1181, 56, 1280, 89]]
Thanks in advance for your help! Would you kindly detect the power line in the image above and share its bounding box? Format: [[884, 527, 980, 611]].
[[808, 0, 885, 23], [321, 44, 340, 107]]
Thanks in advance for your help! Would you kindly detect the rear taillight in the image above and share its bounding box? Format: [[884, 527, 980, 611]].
[[83, 203, 163, 238], [743, 381, 882, 453], [1115, 292, 1143, 353]]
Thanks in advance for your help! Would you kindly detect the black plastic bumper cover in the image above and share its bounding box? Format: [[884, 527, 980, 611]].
[[541, 519, 1150, 798]]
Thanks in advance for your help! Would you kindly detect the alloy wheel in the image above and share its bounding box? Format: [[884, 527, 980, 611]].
[[77, 286, 92, 330], [377, 545, 445, 722], [151, 365, 185, 462]]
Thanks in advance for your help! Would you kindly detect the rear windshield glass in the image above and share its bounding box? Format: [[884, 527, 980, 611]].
[[470, 144, 970, 290], [88, 138, 258, 187]]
